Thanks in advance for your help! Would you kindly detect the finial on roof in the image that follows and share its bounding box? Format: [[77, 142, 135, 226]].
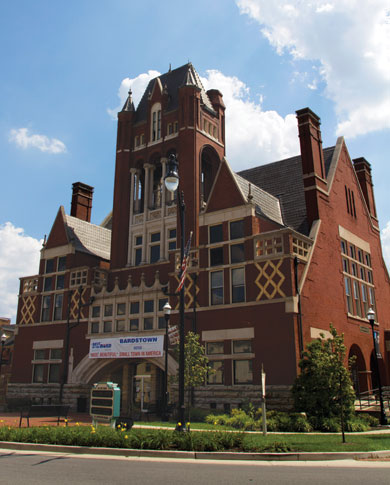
[[122, 87, 135, 112], [169, 63, 171, 72]]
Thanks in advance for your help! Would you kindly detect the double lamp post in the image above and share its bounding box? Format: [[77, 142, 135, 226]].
[[164, 154, 186, 431]]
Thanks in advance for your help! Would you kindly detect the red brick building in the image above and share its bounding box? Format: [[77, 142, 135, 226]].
[[9, 63, 390, 412]]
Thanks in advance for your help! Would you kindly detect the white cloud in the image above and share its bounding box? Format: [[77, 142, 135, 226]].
[[107, 70, 161, 118], [0, 223, 42, 323], [236, 0, 390, 138], [381, 221, 390, 271], [9, 128, 66, 154], [201, 70, 299, 169]]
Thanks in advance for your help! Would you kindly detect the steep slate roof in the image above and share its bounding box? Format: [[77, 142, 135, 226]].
[[238, 146, 335, 235], [233, 172, 284, 226], [133, 63, 215, 123], [64, 214, 111, 260]]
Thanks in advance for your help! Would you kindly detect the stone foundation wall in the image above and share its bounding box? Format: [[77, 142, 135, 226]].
[[6, 383, 293, 413], [192, 385, 293, 412], [6, 383, 92, 412]]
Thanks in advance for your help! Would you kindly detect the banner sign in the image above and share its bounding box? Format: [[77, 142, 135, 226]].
[[168, 325, 179, 346], [89, 336, 164, 359]]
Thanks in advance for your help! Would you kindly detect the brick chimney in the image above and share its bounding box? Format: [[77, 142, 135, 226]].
[[353, 157, 377, 220], [71, 182, 93, 222], [296, 108, 327, 226]]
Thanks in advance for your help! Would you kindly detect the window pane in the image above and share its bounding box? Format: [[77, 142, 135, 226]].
[[144, 300, 154, 313], [34, 349, 46, 360], [230, 220, 244, 240], [150, 245, 160, 263], [103, 321, 112, 333], [169, 229, 176, 239], [48, 364, 60, 383], [135, 235, 142, 245], [230, 243, 244, 263], [158, 316, 166, 329], [116, 320, 126, 332], [92, 306, 100, 318], [158, 298, 168, 311], [234, 360, 253, 384], [117, 303, 126, 315], [53, 294, 63, 320], [207, 342, 224, 355], [135, 248, 142, 266], [233, 340, 252, 353], [44, 277, 52, 292], [232, 267, 245, 303], [56, 275, 65, 290], [151, 232, 160, 242], [210, 224, 223, 243], [208, 360, 224, 384], [130, 302, 139, 314], [130, 319, 139, 330], [50, 348, 62, 360], [45, 259, 54, 274], [91, 322, 100, 333], [210, 247, 223, 266], [42, 295, 51, 322], [33, 364, 45, 383], [58, 256, 67, 272], [144, 317, 153, 330], [104, 304, 113, 317]]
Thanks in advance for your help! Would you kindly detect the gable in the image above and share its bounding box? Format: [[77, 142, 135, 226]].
[[205, 160, 246, 213], [45, 207, 69, 249]]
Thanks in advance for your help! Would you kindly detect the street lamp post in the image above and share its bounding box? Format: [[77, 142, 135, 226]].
[[164, 153, 186, 431], [0, 333, 7, 376], [367, 307, 387, 425], [163, 302, 171, 421]]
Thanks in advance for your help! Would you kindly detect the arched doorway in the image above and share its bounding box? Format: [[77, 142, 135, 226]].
[[348, 344, 368, 393], [200, 145, 220, 205]]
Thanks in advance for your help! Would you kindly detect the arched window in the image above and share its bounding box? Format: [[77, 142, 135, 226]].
[[151, 103, 162, 142]]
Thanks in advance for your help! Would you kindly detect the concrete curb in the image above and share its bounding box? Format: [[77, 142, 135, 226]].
[[1, 441, 390, 461]]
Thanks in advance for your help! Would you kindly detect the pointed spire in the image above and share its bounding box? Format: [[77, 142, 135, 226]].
[[122, 88, 135, 112]]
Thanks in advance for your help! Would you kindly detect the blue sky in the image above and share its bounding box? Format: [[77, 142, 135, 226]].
[[1, 0, 389, 321]]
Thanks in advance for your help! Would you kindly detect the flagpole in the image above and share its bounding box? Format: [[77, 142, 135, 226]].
[[177, 190, 186, 431]]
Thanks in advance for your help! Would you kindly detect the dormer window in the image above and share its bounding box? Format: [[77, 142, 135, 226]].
[[151, 103, 162, 141]]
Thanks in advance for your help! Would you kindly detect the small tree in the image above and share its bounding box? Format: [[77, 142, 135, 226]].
[[292, 325, 356, 430], [172, 331, 213, 422]]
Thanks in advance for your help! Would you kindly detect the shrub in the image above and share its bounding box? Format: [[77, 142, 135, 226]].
[[226, 408, 256, 430], [205, 413, 229, 426], [187, 407, 209, 423]]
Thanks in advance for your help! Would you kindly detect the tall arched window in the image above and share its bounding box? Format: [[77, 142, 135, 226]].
[[151, 103, 162, 142]]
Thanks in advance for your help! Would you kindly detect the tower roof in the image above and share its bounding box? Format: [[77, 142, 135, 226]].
[[133, 63, 215, 122]]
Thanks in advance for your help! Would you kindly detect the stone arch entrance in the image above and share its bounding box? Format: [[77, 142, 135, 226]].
[[71, 354, 178, 416], [348, 344, 368, 393]]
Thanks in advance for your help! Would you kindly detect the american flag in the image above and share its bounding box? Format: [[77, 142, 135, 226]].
[[177, 231, 193, 292]]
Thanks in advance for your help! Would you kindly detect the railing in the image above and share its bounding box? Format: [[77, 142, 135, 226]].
[[355, 387, 390, 414]]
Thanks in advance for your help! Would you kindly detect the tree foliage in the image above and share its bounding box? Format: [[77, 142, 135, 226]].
[[292, 325, 356, 422], [172, 331, 213, 421]]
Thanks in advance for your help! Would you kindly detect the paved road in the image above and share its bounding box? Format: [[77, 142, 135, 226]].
[[1, 449, 390, 485]]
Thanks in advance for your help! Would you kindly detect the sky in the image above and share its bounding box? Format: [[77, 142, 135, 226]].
[[1, 0, 389, 322]]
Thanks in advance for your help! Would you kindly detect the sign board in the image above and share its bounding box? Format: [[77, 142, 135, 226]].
[[89, 336, 164, 359], [90, 382, 120, 422]]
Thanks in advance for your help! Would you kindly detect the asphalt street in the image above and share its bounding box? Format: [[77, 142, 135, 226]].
[[0, 450, 390, 485]]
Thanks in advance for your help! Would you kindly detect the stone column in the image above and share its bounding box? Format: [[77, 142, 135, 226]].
[[127, 168, 138, 266], [142, 164, 153, 264]]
